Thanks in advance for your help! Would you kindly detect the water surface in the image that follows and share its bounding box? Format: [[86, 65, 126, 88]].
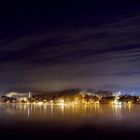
[[0, 103, 140, 128]]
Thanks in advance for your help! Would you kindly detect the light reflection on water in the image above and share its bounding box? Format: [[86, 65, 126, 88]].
[[0, 103, 140, 128]]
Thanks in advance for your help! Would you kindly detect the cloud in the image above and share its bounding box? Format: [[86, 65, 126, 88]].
[[0, 15, 140, 93]]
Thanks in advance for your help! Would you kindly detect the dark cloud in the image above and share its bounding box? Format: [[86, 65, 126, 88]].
[[0, 15, 140, 94]]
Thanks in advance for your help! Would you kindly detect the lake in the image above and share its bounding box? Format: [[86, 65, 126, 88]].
[[0, 103, 140, 140]]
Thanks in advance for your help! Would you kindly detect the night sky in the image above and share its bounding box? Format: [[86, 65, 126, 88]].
[[1, 1, 140, 94]]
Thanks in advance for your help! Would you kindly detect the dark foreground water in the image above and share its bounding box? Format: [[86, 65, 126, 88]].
[[0, 103, 140, 140]]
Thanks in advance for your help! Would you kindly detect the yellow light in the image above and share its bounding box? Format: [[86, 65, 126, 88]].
[[37, 102, 43, 105], [128, 101, 132, 104], [61, 99, 64, 103], [50, 100, 53, 103], [111, 101, 114, 104], [56, 99, 65, 105], [74, 101, 78, 105], [94, 101, 99, 104]]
